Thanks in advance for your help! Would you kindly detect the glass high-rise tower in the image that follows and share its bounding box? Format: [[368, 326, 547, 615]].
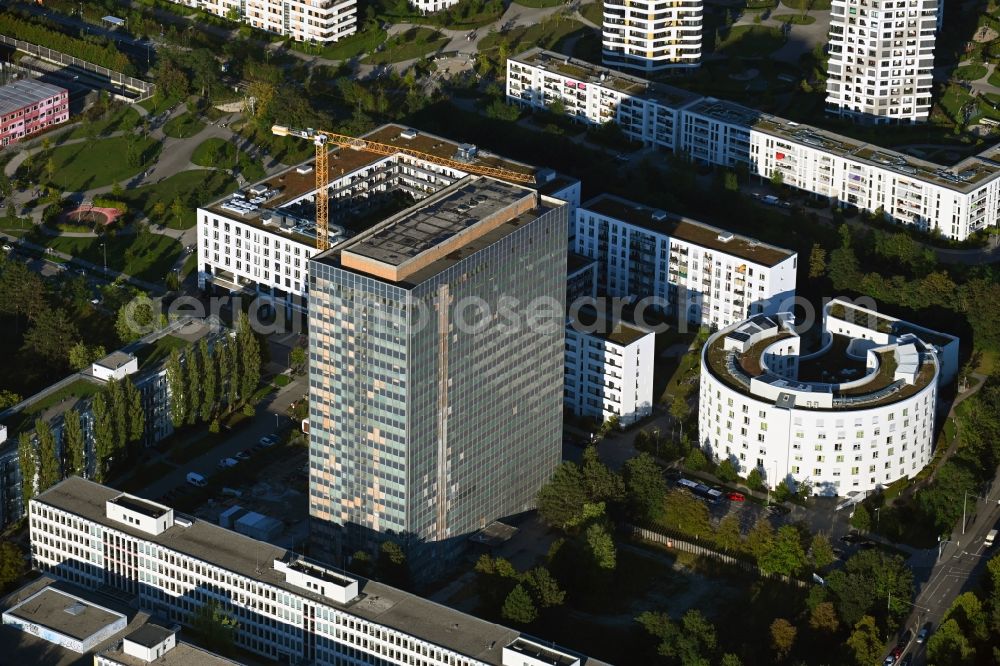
[[306, 177, 568, 577]]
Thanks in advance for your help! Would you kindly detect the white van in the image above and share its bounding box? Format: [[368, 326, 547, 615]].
[[986, 529, 998, 547], [186, 472, 207, 487]]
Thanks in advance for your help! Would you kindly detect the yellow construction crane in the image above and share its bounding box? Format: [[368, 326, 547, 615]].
[[271, 125, 536, 250]]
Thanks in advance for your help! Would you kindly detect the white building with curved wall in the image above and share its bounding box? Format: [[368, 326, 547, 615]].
[[698, 308, 947, 496]]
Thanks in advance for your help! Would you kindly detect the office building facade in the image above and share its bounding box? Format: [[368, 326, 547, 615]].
[[825, 0, 938, 123], [308, 178, 568, 573], [508, 49, 1000, 241], [602, 0, 703, 73], [29, 478, 602, 666]]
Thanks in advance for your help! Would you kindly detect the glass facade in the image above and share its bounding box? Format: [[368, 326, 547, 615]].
[[308, 202, 568, 574]]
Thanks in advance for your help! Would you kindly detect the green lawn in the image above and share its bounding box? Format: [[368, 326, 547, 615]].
[[5, 378, 102, 435], [955, 63, 988, 81], [118, 170, 239, 230], [771, 13, 816, 24], [41, 232, 184, 282], [580, 1, 603, 25], [988, 67, 1000, 88], [138, 95, 181, 116], [190, 138, 265, 182], [717, 25, 786, 58], [135, 334, 189, 370], [162, 112, 206, 139], [64, 106, 141, 141], [179, 251, 198, 280], [32, 136, 161, 192], [292, 27, 387, 60], [513, 0, 564, 6], [479, 17, 587, 55], [366, 28, 449, 65], [939, 84, 974, 122], [779, 0, 831, 9]]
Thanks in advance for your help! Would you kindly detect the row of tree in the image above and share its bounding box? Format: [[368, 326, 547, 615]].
[[165, 313, 262, 430], [923, 551, 1000, 664], [0, 10, 133, 74]]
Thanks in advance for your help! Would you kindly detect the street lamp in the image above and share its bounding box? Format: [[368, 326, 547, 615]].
[[99, 242, 107, 273], [874, 507, 880, 530]]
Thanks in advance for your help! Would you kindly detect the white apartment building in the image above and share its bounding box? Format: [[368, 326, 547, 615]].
[[409, 0, 456, 12], [507, 49, 1000, 241], [825, 0, 938, 123], [565, 312, 655, 426], [698, 308, 946, 496], [602, 0, 703, 73], [171, 0, 356, 43], [29, 478, 603, 666], [574, 194, 797, 330], [197, 124, 580, 322]]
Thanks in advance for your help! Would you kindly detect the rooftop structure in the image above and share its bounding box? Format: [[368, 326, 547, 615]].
[[3, 587, 125, 645]]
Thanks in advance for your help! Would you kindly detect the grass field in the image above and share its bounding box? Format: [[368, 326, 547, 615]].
[[479, 17, 587, 55], [955, 63, 988, 81], [717, 25, 786, 58], [162, 112, 206, 139], [939, 84, 974, 122], [779, 0, 831, 9], [41, 232, 184, 282], [64, 106, 141, 141], [512, 0, 564, 6], [366, 28, 449, 65], [34, 136, 160, 192], [293, 26, 387, 60], [190, 138, 265, 182], [771, 13, 816, 24], [138, 95, 182, 116], [118, 169, 239, 230]]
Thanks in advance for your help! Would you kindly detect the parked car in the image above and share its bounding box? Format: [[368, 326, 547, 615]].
[[767, 503, 790, 515], [727, 492, 745, 502], [900, 654, 912, 666], [859, 540, 877, 550], [186, 472, 207, 487], [218, 457, 238, 468], [916, 623, 932, 644], [259, 434, 278, 447], [898, 629, 912, 647], [1, 244, 10, 251], [840, 532, 864, 544], [235, 450, 251, 461]]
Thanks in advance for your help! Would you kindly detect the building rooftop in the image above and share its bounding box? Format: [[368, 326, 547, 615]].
[[122, 624, 174, 648], [33, 477, 610, 666], [826, 300, 959, 348], [331, 177, 548, 284], [513, 48, 702, 109], [94, 351, 135, 371], [100, 640, 242, 666], [0, 78, 66, 117], [4, 587, 123, 642], [108, 493, 169, 519], [582, 194, 795, 267]]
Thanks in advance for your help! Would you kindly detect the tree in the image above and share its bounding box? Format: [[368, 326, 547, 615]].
[[715, 514, 743, 553], [945, 591, 988, 643], [537, 462, 589, 530], [809, 601, 840, 633], [0, 260, 46, 327], [759, 525, 807, 576], [585, 523, 616, 570], [810, 533, 836, 569], [170, 197, 185, 227], [190, 599, 239, 656], [347, 550, 372, 577], [623, 453, 668, 522], [185, 350, 201, 426], [685, 446, 709, 472], [746, 467, 765, 491], [987, 553, 1000, 632], [715, 459, 738, 483], [501, 584, 537, 624], [522, 567, 564, 608], [719, 655, 743, 666], [0, 390, 22, 410], [290, 345, 307, 375], [663, 489, 712, 539], [23, 308, 79, 368], [35, 420, 60, 492], [166, 349, 187, 427], [850, 504, 872, 532], [68, 342, 107, 370], [63, 409, 85, 478], [638, 609, 717, 665], [827, 550, 913, 627], [926, 618, 975, 666], [124, 377, 144, 446], [216, 338, 233, 411], [376, 541, 409, 588], [747, 518, 775, 563], [773, 479, 793, 503], [0, 541, 25, 592], [199, 339, 216, 422], [108, 379, 128, 457], [17, 432, 36, 506], [236, 312, 261, 404], [669, 391, 691, 442], [846, 615, 882, 666], [769, 618, 796, 660], [770, 169, 784, 187], [91, 392, 113, 482], [115, 293, 160, 343], [580, 446, 625, 503]]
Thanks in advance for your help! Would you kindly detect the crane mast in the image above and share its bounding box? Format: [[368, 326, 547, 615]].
[[271, 125, 536, 251]]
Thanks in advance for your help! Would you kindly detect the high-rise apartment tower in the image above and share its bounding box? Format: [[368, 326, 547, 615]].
[[602, 0, 703, 73]]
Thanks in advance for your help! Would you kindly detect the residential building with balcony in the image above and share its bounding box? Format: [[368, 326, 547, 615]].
[[698, 306, 949, 496], [602, 0, 703, 73], [169, 0, 356, 43], [574, 194, 797, 330], [565, 309, 655, 426], [28, 477, 606, 666], [825, 0, 938, 123], [506, 49, 1000, 240], [197, 124, 579, 324]]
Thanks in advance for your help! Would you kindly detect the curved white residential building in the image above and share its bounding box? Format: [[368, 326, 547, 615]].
[[698, 310, 943, 496], [603, 0, 703, 73]]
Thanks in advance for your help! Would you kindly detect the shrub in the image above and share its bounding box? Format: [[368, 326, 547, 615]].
[[746, 468, 765, 491]]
